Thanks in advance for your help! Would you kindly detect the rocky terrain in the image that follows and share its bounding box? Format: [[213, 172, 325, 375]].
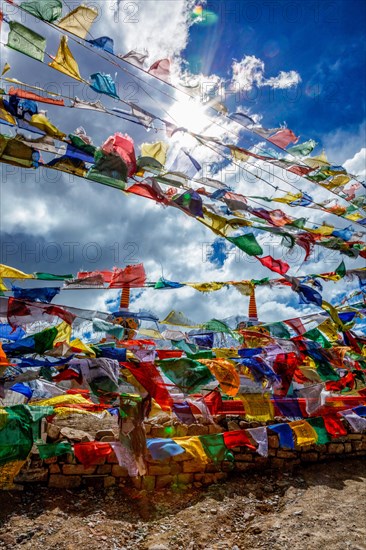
[[0, 458, 365, 550]]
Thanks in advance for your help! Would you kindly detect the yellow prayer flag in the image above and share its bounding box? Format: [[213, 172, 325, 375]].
[[304, 150, 329, 169], [230, 147, 249, 162], [213, 348, 239, 358], [53, 321, 72, 346], [321, 300, 345, 331], [274, 192, 302, 204], [317, 319, 339, 342], [1, 63, 11, 76], [31, 394, 90, 407], [69, 338, 96, 357], [172, 436, 209, 466], [186, 282, 226, 292], [345, 212, 363, 221], [57, 6, 98, 39], [49, 36, 83, 81], [0, 459, 27, 490], [0, 264, 34, 279], [289, 420, 318, 446], [29, 114, 66, 139], [308, 224, 334, 236], [141, 142, 168, 166], [323, 175, 350, 188], [239, 393, 274, 422], [0, 279, 8, 292], [0, 99, 16, 125]]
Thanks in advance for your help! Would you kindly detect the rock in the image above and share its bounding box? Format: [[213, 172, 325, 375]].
[[95, 429, 116, 441], [100, 435, 116, 442], [46, 423, 61, 441], [148, 545, 169, 550], [227, 421, 240, 431], [14, 467, 48, 483], [49, 474, 82, 488], [60, 427, 93, 442]]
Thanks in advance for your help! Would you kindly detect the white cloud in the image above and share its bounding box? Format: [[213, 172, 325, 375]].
[[231, 55, 301, 91], [344, 147, 366, 179]]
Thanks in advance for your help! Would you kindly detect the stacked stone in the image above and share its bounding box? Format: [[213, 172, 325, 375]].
[[11, 423, 366, 492]]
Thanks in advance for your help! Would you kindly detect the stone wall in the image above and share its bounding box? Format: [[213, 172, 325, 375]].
[[12, 424, 366, 492]]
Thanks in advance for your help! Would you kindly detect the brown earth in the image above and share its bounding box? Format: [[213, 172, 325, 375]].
[[0, 458, 365, 550]]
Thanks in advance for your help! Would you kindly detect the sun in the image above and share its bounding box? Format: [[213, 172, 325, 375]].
[[168, 96, 212, 135]]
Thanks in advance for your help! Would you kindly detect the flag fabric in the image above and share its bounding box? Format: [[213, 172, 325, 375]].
[[87, 36, 114, 54], [7, 297, 75, 328], [287, 139, 317, 157], [146, 438, 185, 460], [268, 128, 299, 148], [21, 0, 62, 22], [8, 87, 65, 106], [108, 264, 146, 288], [120, 50, 148, 68], [57, 6, 98, 39], [228, 234, 263, 256], [12, 286, 60, 303], [49, 36, 83, 81], [7, 21, 46, 62], [141, 141, 168, 166], [157, 357, 214, 394], [148, 59, 170, 82], [256, 255, 290, 275], [74, 441, 112, 467], [90, 73, 119, 99], [101, 133, 136, 177], [29, 114, 66, 139], [247, 426, 268, 456]]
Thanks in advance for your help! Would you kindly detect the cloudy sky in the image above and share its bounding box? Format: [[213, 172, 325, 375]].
[[0, 0, 365, 327]]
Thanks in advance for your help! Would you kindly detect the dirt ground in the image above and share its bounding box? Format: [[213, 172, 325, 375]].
[[0, 458, 365, 550]]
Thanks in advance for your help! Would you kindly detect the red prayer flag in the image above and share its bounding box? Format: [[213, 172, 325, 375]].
[[223, 430, 256, 450], [323, 415, 347, 438], [256, 255, 290, 275], [109, 264, 146, 288], [122, 361, 173, 411], [9, 87, 65, 106], [74, 442, 113, 467], [268, 128, 299, 148], [148, 59, 170, 82]]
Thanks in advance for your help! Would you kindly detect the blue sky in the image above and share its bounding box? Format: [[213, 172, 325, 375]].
[[185, 0, 366, 148], [0, 0, 365, 326]]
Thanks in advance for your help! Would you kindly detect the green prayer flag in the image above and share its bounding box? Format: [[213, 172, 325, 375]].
[[157, 357, 214, 394], [287, 139, 317, 157], [287, 218, 306, 229], [306, 417, 331, 445], [335, 260, 346, 279], [68, 134, 97, 157], [35, 272, 73, 280], [267, 322, 291, 339], [304, 328, 332, 349], [227, 233, 263, 256], [200, 433, 233, 463], [7, 21, 46, 62], [37, 441, 72, 460], [34, 327, 58, 354], [0, 406, 53, 466], [315, 360, 340, 381], [21, 0, 62, 22]]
